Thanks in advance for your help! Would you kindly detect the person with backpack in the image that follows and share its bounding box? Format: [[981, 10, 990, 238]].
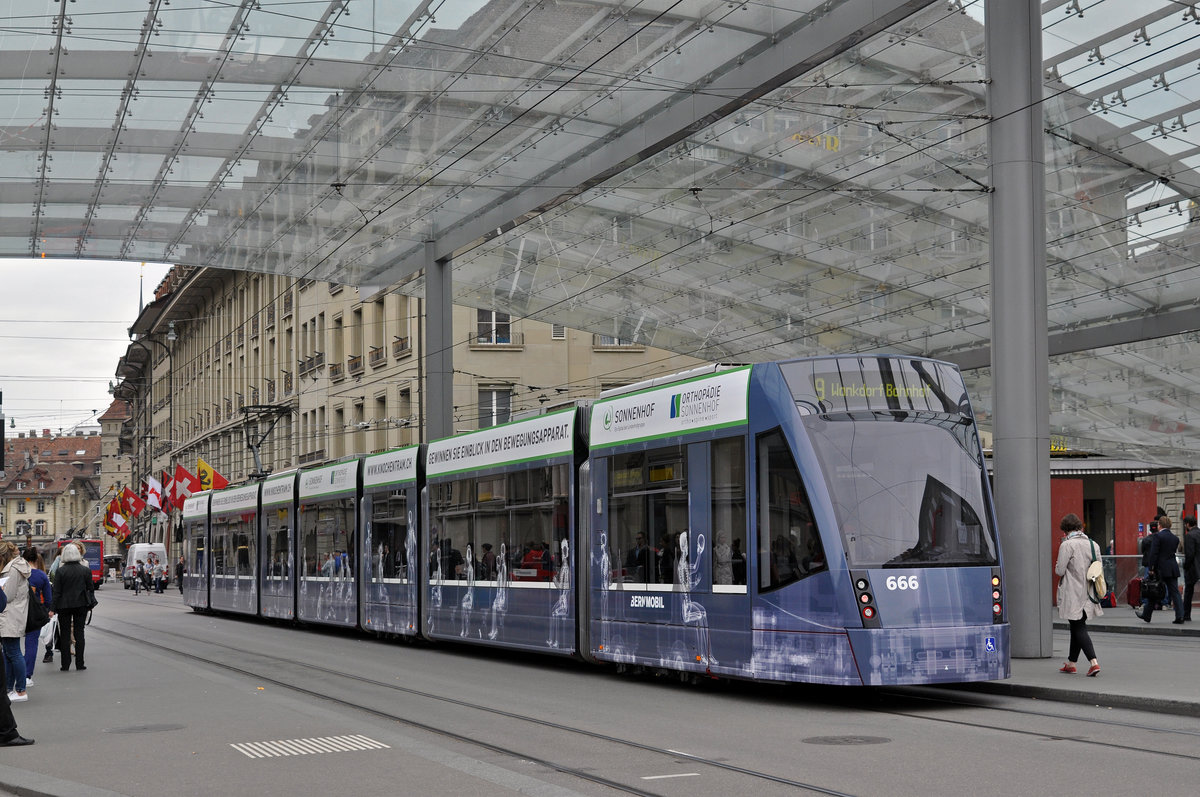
[[1055, 513, 1102, 677]]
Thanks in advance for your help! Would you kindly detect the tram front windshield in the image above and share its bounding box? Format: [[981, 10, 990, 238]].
[[780, 358, 999, 569]]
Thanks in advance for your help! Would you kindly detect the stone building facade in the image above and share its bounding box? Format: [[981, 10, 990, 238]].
[[0, 429, 103, 546], [112, 266, 704, 545]]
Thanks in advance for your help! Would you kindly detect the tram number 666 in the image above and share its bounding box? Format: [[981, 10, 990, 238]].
[[885, 575, 919, 591]]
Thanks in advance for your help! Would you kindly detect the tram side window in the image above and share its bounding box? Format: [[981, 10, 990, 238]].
[[711, 436, 747, 586], [300, 497, 355, 577], [757, 430, 826, 591], [428, 465, 568, 582], [429, 479, 472, 579], [369, 491, 409, 581], [608, 445, 688, 585], [236, 530, 254, 576], [265, 512, 291, 578], [187, 521, 205, 575]]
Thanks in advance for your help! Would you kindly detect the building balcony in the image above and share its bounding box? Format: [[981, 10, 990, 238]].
[[470, 331, 524, 350], [347, 354, 364, 375], [368, 346, 386, 368], [393, 336, 411, 358], [329, 362, 344, 382]]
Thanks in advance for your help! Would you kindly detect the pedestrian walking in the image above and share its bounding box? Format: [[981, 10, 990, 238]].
[[20, 549, 52, 688], [0, 589, 33, 747], [175, 556, 185, 594], [50, 542, 94, 672], [0, 542, 32, 701], [1055, 513, 1101, 677], [152, 557, 165, 594], [1140, 517, 1184, 624], [1182, 515, 1200, 622]]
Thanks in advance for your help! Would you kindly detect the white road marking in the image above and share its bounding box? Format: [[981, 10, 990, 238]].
[[231, 734, 391, 759], [641, 773, 701, 780]]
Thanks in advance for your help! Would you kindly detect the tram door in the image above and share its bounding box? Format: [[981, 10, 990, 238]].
[[259, 472, 297, 621], [181, 493, 210, 610]]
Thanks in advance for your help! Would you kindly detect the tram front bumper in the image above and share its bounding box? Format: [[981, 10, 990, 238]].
[[846, 623, 1010, 685]]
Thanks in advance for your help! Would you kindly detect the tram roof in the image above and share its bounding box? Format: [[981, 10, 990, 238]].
[[4, 1, 1200, 466]]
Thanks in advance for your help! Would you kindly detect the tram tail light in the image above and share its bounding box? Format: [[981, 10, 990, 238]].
[[851, 571, 879, 628], [991, 570, 1003, 621]]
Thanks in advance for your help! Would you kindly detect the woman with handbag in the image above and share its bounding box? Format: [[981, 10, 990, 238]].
[[20, 549, 52, 689], [50, 542, 94, 672], [0, 542, 32, 701], [1055, 513, 1102, 677]]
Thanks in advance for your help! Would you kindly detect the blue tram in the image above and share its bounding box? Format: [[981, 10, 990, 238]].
[[185, 355, 1009, 686]]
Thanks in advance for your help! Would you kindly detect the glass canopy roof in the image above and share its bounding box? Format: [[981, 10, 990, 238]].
[[4, 0, 1200, 466]]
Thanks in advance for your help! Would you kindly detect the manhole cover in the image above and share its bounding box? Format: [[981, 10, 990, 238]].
[[104, 724, 186, 734], [802, 735, 891, 746]]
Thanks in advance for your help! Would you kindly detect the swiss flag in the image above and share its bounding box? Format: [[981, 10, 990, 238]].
[[170, 463, 202, 507], [120, 486, 146, 518]]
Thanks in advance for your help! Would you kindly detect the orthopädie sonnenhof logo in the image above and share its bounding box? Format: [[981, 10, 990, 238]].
[[670, 383, 721, 420]]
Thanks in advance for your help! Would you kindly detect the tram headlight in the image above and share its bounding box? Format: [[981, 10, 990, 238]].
[[855, 578, 869, 591], [859, 592, 872, 604], [992, 589, 1001, 600], [992, 603, 1002, 614], [862, 606, 875, 620]]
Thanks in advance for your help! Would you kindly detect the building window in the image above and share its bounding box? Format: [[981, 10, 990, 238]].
[[36, 501, 46, 513], [17, 502, 25, 514], [478, 388, 511, 429], [34, 521, 46, 535], [477, 310, 511, 344]]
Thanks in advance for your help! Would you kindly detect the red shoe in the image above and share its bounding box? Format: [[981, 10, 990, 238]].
[[1086, 664, 1100, 677], [1058, 662, 1077, 673]]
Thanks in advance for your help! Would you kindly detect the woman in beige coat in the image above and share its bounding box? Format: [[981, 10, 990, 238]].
[[0, 542, 32, 700], [1055, 513, 1101, 676]]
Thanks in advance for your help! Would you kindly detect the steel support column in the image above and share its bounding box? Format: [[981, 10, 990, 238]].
[[424, 242, 454, 442], [986, 0, 1051, 658]]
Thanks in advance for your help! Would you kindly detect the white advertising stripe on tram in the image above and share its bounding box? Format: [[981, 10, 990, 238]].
[[231, 735, 391, 759]]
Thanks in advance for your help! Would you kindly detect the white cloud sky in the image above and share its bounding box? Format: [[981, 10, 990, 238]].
[[0, 258, 172, 436]]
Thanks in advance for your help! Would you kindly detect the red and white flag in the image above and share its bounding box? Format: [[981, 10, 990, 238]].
[[170, 463, 202, 508], [120, 485, 146, 518], [161, 470, 177, 511], [105, 498, 129, 541], [144, 474, 164, 513]]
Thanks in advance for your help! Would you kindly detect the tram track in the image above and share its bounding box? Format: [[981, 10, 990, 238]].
[[865, 687, 1200, 761], [98, 612, 856, 797]]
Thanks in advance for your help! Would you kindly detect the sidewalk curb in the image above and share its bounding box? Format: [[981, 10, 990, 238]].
[[1052, 620, 1200, 637], [948, 680, 1200, 718], [0, 764, 127, 797]]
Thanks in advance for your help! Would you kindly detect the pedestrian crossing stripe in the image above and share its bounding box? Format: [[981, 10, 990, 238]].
[[231, 734, 390, 758]]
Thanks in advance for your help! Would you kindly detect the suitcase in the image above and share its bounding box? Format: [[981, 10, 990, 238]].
[[1127, 576, 1142, 608]]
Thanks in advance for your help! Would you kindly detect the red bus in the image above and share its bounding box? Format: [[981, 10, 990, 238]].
[[57, 539, 104, 586]]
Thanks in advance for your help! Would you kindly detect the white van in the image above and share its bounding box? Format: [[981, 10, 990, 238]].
[[124, 543, 169, 590]]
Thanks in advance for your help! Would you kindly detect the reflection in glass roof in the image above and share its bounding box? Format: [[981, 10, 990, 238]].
[[3, 0, 1200, 466]]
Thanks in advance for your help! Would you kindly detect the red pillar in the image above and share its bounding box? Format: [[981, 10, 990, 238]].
[[1113, 481, 1158, 556], [1050, 479, 1083, 605], [1183, 484, 1200, 523]]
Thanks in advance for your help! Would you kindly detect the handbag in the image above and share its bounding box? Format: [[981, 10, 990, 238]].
[[1086, 540, 1106, 604], [86, 589, 98, 610], [25, 586, 51, 633], [1142, 574, 1167, 604]]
